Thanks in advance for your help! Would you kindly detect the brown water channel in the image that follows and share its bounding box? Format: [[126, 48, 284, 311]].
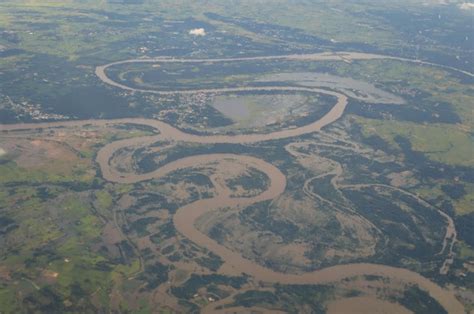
[[0, 52, 466, 313]]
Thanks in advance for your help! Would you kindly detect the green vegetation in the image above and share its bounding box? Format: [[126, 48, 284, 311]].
[[0, 126, 163, 312], [171, 274, 247, 300], [226, 167, 270, 197], [0, 0, 472, 312], [395, 285, 447, 314], [229, 290, 278, 308], [0, 160, 95, 185], [357, 117, 474, 167], [1, 0, 468, 59], [226, 284, 335, 312], [195, 252, 223, 272], [453, 183, 474, 215]]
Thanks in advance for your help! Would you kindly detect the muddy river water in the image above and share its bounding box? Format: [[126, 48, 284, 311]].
[[1, 52, 469, 313]]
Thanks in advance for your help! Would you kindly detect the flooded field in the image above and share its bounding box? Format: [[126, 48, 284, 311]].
[[1, 114, 463, 313], [257, 72, 405, 104], [211, 93, 309, 127], [326, 296, 412, 314], [1, 52, 468, 313]]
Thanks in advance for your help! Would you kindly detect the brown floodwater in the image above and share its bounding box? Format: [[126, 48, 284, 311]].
[[1, 116, 464, 313], [0, 52, 467, 313]]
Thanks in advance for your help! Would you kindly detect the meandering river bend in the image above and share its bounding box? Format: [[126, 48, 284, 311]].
[[1, 52, 468, 313]]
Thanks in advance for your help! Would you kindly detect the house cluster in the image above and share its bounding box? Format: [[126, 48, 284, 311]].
[[4, 96, 70, 121]]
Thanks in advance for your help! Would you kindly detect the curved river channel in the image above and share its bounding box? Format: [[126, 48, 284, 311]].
[[1, 52, 469, 313]]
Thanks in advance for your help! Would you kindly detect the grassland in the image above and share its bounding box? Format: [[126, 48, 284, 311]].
[[454, 184, 474, 215], [356, 117, 474, 167]]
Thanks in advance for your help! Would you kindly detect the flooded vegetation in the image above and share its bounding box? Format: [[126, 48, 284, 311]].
[[1, 1, 473, 312]]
